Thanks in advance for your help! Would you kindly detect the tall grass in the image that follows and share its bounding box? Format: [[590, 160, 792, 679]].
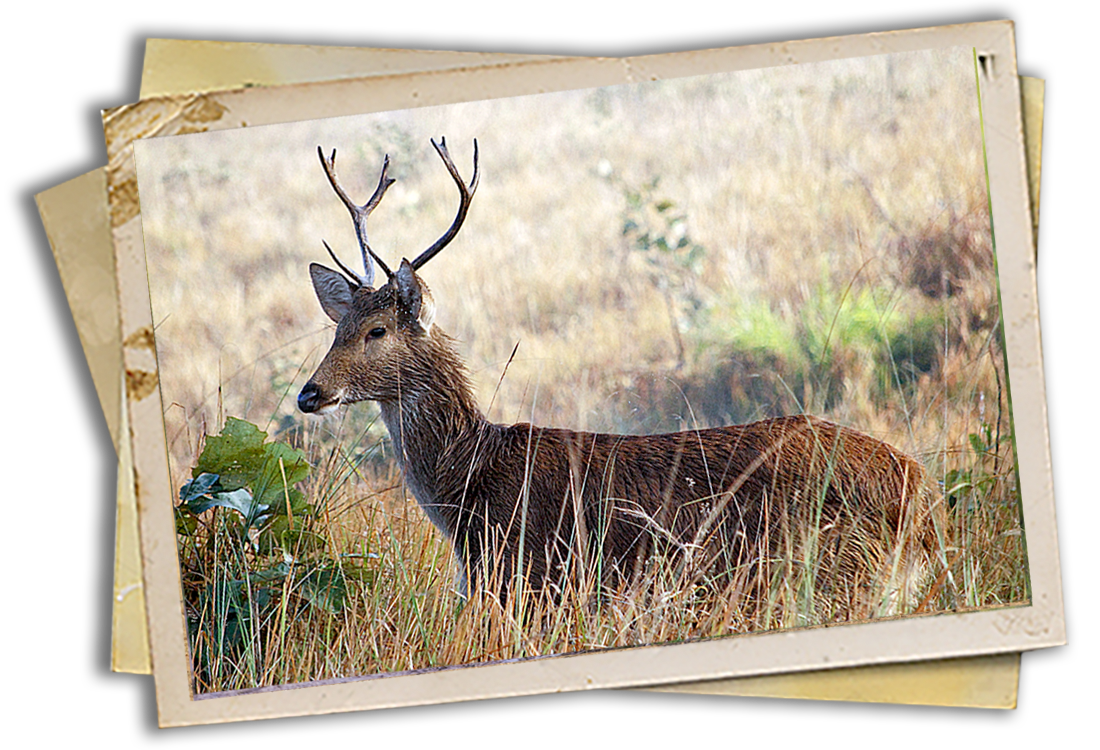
[[178, 408, 1018, 693], [138, 47, 1028, 693]]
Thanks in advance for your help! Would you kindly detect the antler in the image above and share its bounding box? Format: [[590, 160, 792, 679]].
[[317, 146, 395, 286], [410, 137, 480, 270]]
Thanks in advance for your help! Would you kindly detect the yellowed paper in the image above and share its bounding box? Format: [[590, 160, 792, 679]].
[[35, 168, 121, 451], [652, 652, 1021, 708], [110, 380, 150, 671], [38, 23, 1060, 725], [1021, 76, 1044, 255], [139, 39, 564, 99]]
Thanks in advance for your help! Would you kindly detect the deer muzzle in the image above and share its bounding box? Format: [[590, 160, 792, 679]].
[[297, 382, 327, 414]]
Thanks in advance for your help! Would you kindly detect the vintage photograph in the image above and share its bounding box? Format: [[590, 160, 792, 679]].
[[133, 45, 1028, 695]]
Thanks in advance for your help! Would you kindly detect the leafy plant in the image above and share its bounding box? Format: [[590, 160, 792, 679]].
[[944, 422, 1007, 510], [177, 417, 312, 549], [175, 417, 377, 691], [617, 175, 709, 368]]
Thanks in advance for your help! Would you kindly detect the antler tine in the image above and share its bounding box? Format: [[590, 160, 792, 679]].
[[410, 137, 480, 270], [317, 145, 396, 284], [321, 240, 368, 288]]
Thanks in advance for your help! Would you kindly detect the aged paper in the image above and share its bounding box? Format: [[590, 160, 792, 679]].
[[38, 23, 1060, 725]]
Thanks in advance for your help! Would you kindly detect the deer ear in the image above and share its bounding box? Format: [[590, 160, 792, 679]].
[[310, 263, 354, 323], [393, 257, 422, 327], [418, 286, 436, 332], [395, 259, 435, 332]]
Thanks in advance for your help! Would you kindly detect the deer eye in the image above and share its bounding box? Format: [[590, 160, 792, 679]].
[[367, 326, 386, 340]]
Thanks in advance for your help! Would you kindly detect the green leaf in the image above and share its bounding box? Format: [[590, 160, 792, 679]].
[[250, 562, 292, 583], [257, 486, 310, 516], [174, 506, 199, 536], [193, 418, 268, 490], [301, 567, 347, 613], [180, 472, 221, 503], [968, 433, 987, 456], [189, 418, 311, 518], [655, 199, 675, 213], [187, 487, 269, 527], [253, 442, 311, 503], [341, 564, 378, 586]]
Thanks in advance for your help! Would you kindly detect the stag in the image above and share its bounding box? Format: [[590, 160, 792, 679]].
[[298, 138, 944, 615]]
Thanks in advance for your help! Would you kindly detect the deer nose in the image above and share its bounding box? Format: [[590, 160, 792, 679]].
[[298, 383, 322, 413]]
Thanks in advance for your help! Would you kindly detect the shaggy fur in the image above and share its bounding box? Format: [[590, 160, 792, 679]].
[[300, 261, 944, 613]]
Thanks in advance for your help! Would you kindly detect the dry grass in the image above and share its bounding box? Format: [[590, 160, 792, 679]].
[[137, 46, 1028, 693], [180, 411, 1020, 690]]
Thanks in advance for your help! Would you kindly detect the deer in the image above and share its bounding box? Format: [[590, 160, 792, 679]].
[[297, 137, 946, 618]]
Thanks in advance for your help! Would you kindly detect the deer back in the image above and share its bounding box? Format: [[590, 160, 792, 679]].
[[423, 414, 938, 599]]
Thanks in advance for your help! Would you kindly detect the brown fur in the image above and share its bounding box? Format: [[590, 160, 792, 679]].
[[298, 140, 944, 615], [300, 265, 942, 612]]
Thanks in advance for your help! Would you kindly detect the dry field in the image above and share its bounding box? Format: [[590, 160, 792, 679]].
[[136, 46, 1028, 692]]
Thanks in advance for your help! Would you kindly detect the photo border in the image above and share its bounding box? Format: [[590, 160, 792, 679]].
[[32, 18, 1064, 730]]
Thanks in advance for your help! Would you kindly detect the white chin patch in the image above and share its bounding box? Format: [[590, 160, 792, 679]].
[[313, 388, 347, 415]]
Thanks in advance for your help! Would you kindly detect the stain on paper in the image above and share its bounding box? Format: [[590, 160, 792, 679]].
[[125, 369, 159, 401], [123, 325, 157, 352]]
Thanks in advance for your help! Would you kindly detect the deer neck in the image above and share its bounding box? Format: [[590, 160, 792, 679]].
[[376, 331, 487, 527]]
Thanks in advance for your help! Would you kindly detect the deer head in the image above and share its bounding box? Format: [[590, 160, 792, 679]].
[[298, 137, 479, 414]]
